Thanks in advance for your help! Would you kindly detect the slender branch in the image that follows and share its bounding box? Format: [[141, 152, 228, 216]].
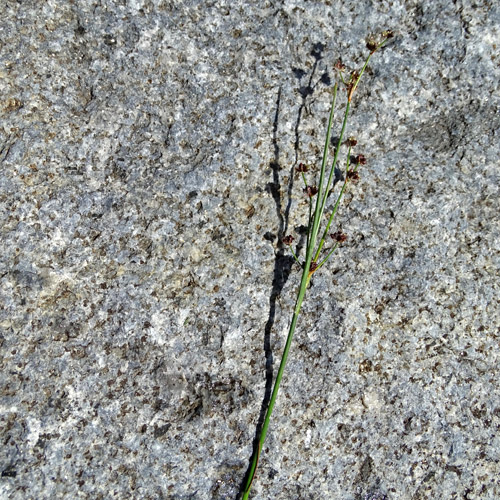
[[303, 172, 309, 187], [306, 197, 312, 251], [348, 37, 389, 102], [314, 148, 352, 261], [288, 245, 301, 265], [316, 101, 351, 242], [307, 84, 338, 255], [315, 242, 339, 271]]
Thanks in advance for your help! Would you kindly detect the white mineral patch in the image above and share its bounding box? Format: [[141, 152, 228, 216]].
[[362, 389, 382, 411]]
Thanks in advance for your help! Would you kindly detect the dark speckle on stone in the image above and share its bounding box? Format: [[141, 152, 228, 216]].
[[320, 72, 331, 86], [153, 424, 171, 438], [103, 33, 116, 46], [1, 467, 17, 478]]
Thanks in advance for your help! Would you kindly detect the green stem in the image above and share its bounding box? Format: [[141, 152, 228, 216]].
[[242, 263, 312, 499], [300, 171, 308, 187], [308, 85, 337, 253], [288, 245, 300, 265], [348, 38, 388, 101], [315, 242, 339, 271], [305, 196, 312, 251], [312, 103, 350, 262], [313, 180, 347, 261], [242, 37, 389, 499], [314, 149, 351, 262]]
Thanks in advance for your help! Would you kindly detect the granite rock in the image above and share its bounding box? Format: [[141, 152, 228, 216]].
[[1, 0, 499, 499]]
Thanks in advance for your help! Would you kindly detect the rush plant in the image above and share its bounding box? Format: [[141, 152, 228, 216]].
[[241, 32, 393, 499]]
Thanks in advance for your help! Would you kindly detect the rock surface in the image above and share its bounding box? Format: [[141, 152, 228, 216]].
[[1, 0, 499, 499]]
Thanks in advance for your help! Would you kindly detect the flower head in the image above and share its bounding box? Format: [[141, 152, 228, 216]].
[[366, 37, 378, 53], [347, 170, 360, 183], [303, 185, 319, 197], [354, 154, 367, 165], [331, 231, 348, 243], [344, 137, 358, 148], [334, 58, 346, 71]]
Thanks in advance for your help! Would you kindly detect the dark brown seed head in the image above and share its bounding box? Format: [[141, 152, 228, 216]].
[[309, 261, 318, 272], [296, 163, 309, 173], [334, 58, 346, 71], [344, 137, 358, 148], [304, 185, 319, 197], [366, 38, 378, 52], [282, 235, 294, 245], [347, 170, 360, 183], [331, 231, 348, 243], [354, 154, 367, 165], [383, 30, 394, 39]]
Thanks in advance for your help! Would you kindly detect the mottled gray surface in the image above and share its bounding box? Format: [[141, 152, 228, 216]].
[[1, 0, 499, 499]]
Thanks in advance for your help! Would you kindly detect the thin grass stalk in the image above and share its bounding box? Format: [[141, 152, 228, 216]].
[[311, 106, 351, 264], [317, 100, 351, 228], [315, 242, 339, 272], [314, 148, 352, 261], [307, 84, 338, 253], [241, 257, 312, 500]]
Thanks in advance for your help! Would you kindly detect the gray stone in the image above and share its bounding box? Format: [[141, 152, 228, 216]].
[[1, 0, 499, 499]]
